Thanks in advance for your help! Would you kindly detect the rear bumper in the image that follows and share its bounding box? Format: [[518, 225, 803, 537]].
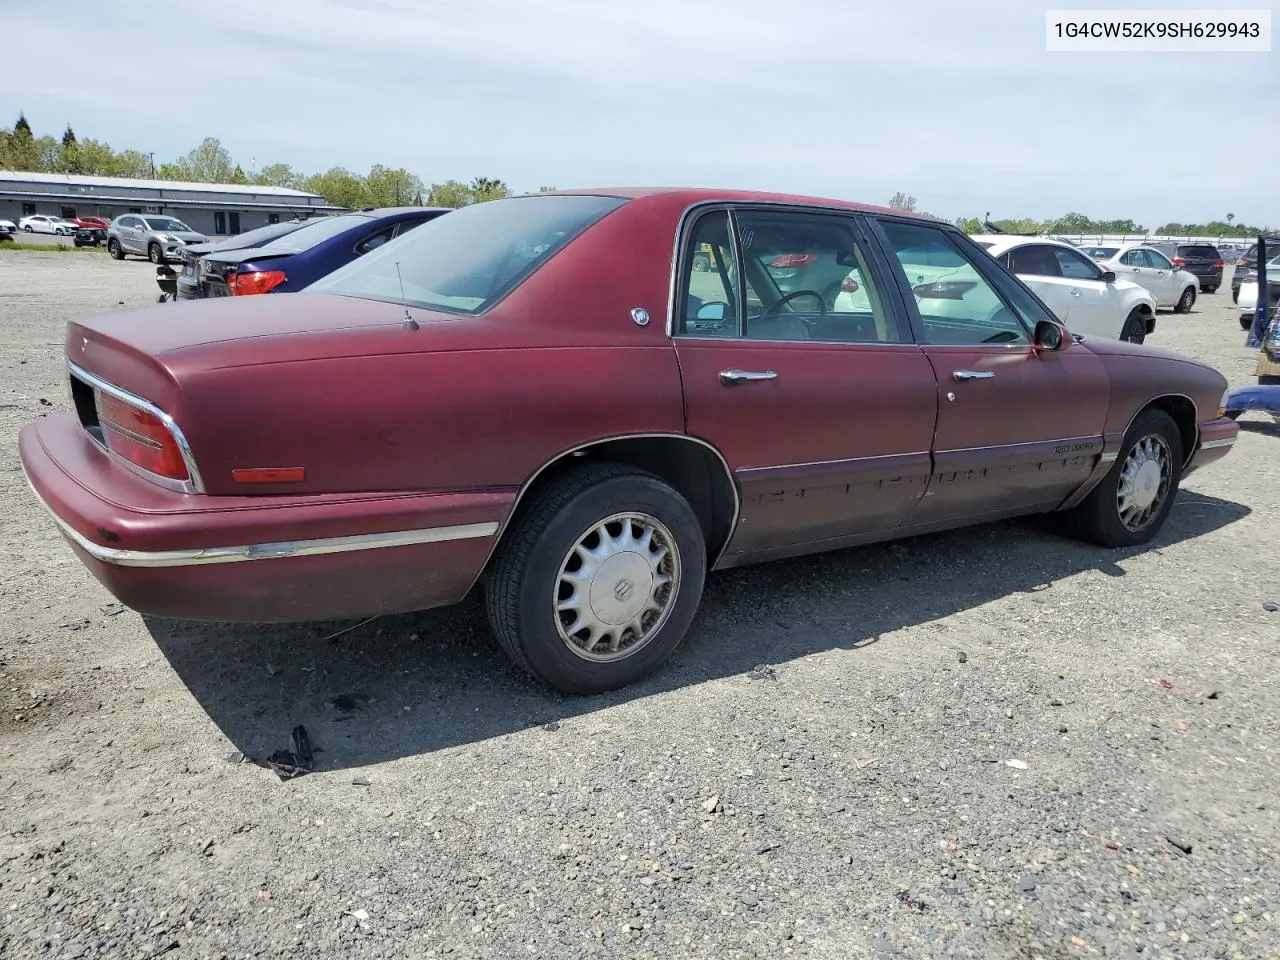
[[19, 413, 513, 622], [1184, 416, 1239, 475]]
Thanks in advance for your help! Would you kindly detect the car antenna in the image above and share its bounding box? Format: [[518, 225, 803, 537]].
[[394, 260, 418, 330]]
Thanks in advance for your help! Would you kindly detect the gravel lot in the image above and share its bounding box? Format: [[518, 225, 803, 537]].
[[1, 250, 1277, 960]]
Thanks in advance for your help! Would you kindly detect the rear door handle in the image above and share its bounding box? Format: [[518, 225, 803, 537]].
[[953, 370, 995, 382], [720, 369, 778, 385], [1070, 289, 1081, 296]]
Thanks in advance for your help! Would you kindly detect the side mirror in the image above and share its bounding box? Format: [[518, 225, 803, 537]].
[[1033, 319, 1071, 353], [1097, 270, 1116, 283], [696, 302, 727, 322]]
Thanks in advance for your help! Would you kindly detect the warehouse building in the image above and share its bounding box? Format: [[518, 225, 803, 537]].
[[0, 170, 346, 236]]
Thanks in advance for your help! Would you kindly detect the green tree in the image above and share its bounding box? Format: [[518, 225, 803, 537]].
[[470, 176, 510, 202], [179, 137, 235, 182], [426, 179, 474, 208], [365, 164, 424, 207], [113, 149, 153, 178], [58, 124, 82, 173], [889, 191, 917, 212], [300, 166, 368, 210], [253, 162, 299, 189], [6, 112, 41, 170], [229, 164, 248, 184], [954, 216, 983, 234]]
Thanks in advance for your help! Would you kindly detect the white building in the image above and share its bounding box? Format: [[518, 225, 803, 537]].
[[0, 170, 346, 236]]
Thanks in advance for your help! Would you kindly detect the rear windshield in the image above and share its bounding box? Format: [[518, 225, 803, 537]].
[[259, 214, 371, 253], [307, 194, 627, 315], [1177, 245, 1219, 257], [1083, 247, 1118, 257], [210, 220, 304, 251]]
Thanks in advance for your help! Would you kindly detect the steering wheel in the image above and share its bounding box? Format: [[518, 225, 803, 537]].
[[761, 288, 827, 319]]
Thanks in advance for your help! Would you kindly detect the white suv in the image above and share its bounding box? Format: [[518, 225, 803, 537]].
[[1092, 244, 1200, 313], [970, 235, 1158, 342]]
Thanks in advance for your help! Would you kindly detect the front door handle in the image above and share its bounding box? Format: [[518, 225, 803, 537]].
[[953, 370, 995, 382], [720, 368, 778, 385]]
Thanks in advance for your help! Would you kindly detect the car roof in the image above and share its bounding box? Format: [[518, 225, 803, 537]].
[[535, 186, 941, 221], [968, 234, 1080, 253]]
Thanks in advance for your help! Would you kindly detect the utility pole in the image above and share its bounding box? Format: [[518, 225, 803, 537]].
[[148, 152, 155, 177]]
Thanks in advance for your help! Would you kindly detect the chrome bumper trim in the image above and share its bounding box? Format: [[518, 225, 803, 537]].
[[1199, 436, 1237, 450], [23, 473, 497, 569]]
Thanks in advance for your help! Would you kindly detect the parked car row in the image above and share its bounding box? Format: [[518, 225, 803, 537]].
[[16, 187, 1239, 695]]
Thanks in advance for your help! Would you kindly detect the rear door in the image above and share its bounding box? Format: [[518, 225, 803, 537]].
[[870, 219, 1110, 525], [672, 205, 939, 562]]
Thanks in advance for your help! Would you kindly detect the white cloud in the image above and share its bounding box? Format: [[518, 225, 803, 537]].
[[2, 0, 1277, 226]]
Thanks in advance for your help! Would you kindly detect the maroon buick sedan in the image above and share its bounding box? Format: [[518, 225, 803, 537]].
[[18, 188, 1239, 694]]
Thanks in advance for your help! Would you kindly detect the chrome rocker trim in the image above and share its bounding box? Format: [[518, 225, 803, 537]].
[[25, 476, 497, 569], [1199, 436, 1237, 450]]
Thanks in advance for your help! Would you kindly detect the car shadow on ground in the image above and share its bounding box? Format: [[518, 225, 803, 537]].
[[144, 492, 1250, 773]]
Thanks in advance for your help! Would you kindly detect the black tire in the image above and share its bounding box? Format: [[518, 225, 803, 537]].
[[23, 225, 32, 232], [484, 462, 707, 695], [1204, 285, 1218, 294], [1057, 407, 1184, 548], [107, 238, 124, 260], [1231, 287, 1239, 304], [1120, 309, 1146, 343], [1241, 315, 1253, 331], [148, 242, 164, 264], [1174, 286, 1196, 314], [1224, 410, 1241, 420]]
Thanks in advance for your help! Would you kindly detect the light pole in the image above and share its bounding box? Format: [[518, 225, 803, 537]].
[[148, 152, 155, 177]]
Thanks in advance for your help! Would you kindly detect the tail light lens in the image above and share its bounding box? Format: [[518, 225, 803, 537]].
[[93, 390, 189, 482], [1172, 257, 1186, 267], [228, 270, 287, 295], [1214, 258, 1224, 268], [1238, 257, 1249, 266], [768, 253, 818, 269]]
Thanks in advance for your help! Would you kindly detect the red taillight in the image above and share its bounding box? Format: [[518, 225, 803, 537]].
[[1214, 259, 1225, 268], [94, 390, 189, 481], [1172, 257, 1186, 267], [228, 270, 287, 295], [1238, 257, 1249, 266], [768, 253, 818, 269]]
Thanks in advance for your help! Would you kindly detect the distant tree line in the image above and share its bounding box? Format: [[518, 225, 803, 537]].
[[0, 113, 549, 210]]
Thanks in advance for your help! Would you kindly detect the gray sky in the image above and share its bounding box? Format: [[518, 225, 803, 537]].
[[4, 0, 1277, 226]]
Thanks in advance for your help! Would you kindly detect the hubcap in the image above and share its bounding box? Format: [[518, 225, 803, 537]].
[[1116, 434, 1172, 531], [555, 512, 679, 662]]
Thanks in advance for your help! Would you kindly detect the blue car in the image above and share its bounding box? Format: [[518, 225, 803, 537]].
[[176, 206, 450, 299]]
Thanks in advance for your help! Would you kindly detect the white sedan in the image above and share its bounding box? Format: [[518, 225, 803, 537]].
[[969, 235, 1158, 342], [1093, 244, 1199, 313], [18, 215, 76, 236]]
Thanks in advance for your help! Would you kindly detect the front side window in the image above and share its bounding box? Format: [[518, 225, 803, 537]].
[[878, 221, 1032, 346], [143, 217, 192, 232], [308, 194, 626, 315]]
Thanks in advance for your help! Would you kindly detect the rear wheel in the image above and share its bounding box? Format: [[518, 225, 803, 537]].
[[1056, 407, 1183, 548], [1241, 315, 1253, 331], [1175, 286, 1196, 313], [1120, 309, 1147, 343], [1204, 285, 1218, 294], [107, 238, 123, 260], [484, 463, 707, 695]]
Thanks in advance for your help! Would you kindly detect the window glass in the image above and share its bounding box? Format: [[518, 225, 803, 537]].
[[878, 221, 1032, 346], [680, 210, 740, 337], [1120, 249, 1142, 266], [143, 216, 192, 232], [1144, 248, 1173, 270], [307, 194, 625, 314], [355, 226, 396, 255], [732, 210, 901, 343], [1008, 245, 1062, 277], [1054, 246, 1103, 280], [260, 214, 371, 253]]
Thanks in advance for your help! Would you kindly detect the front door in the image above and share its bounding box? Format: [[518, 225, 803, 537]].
[[1049, 243, 1127, 338], [673, 206, 939, 562], [872, 219, 1110, 526], [1140, 248, 1180, 305]]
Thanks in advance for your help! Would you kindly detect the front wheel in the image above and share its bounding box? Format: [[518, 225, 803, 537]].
[[148, 242, 164, 264], [1174, 286, 1196, 314], [484, 462, 707, 695], [1056, 407, 1183, 548], [1120, 309, 1147, 343], [23, 225, 32, 232]]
